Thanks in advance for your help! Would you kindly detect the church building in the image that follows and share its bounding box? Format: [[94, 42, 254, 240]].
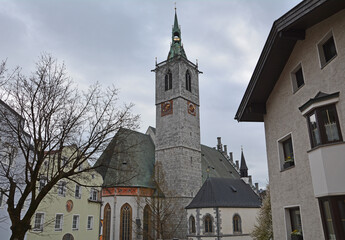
[[95, 9, 260, 240]]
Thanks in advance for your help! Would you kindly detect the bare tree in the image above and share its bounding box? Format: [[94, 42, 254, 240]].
[[0, 54, 139, 240], [251, 185, 273, 240], [136, 162, 184, 240]]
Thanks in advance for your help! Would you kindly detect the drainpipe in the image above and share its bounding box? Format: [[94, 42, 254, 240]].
[[216, 207, 220, 240]]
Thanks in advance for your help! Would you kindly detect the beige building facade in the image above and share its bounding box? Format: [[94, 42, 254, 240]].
[[236, 1, 345, 240], [27, 148, 103, 240]]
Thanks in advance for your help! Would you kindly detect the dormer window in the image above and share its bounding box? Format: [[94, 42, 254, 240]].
[[165, 70, 172, 91], [186, 70, 191, 92]]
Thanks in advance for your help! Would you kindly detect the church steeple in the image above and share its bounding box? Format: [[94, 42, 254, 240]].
[[240, 148, 248, 178], [167, 8, 187, 60]]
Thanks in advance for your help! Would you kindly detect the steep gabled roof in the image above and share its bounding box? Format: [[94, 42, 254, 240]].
[[201, 145, 240, 182], [186, 177, 261, 209], [235, 0, 345, 122], [95, 128, 155, 188]]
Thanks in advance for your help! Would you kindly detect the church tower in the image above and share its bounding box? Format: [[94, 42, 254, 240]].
[[153, 9, 202, 238]]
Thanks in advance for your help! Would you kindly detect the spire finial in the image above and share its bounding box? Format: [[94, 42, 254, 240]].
[[174, 2, 177, 11]]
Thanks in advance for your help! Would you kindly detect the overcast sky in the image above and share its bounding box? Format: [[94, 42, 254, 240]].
[[0, 0, 302, 189]]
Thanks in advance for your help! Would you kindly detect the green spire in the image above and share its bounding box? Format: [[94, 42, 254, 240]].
[[167, 8, 187, 60]]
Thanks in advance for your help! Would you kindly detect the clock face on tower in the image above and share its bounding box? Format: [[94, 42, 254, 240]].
[[187, 101, 196, 116], [161, 100, 173, 116]]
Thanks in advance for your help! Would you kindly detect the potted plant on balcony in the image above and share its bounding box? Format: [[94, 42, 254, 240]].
[[284, 156, 294, 169], [291, 229, 303, 240]]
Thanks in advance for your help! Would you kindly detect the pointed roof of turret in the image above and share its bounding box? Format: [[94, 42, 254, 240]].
[[167, 8, 187, 60], [240, 148, 248, 171]]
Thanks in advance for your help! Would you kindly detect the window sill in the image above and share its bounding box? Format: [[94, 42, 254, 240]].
[[88, 199, 101, 203], [307, 141, 345, 153], [280, 164, 295, 172]]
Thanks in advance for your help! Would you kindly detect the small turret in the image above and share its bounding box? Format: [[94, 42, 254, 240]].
[[167, 8, 187, 60], [240, 147, 248, 178]]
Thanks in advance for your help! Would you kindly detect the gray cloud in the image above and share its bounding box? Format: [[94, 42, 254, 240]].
[[0, 0, 301, 189]]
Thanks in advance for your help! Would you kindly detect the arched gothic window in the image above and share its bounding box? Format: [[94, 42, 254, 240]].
[[62, 233, 74, 240], [143, 205, 152, 240], [189, 215, 196, 234], [103, 203, 111, 240], [204, 215, 213, 233], [165, 70, 172, 91], [120, 203, 132, 240], [233, 214, 242, 234], [185, 70, 191, 92]]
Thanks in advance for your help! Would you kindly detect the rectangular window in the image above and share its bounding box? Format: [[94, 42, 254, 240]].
[[34, 213, 44, 231], [55, 214, 63, 231], [39, 178, 47, 192], [287, 207, 303, 238], [291, 65, 304, 93], [57, 181, 66, 197], [87, 216, 94, 230], [278, 134, 295, 170], [89, 188, 98, 201], [318, 33, 337, 68], [75, 185, 81, 199], [307, 104, 342, 148], [72, 215, 79, 230], [319, 196, 345, 240], [0, 191, 4, 207]]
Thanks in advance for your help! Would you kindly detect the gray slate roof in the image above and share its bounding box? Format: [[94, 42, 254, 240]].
[[186, 177, 261, 209], [95, 128, 155, 188], [201, 145, 240, 182]]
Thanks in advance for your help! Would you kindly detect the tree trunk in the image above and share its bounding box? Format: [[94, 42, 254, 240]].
[[10, 222, 30, 240]]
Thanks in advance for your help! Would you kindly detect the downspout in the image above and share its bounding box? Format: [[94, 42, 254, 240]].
[[113, 194, 117, 240], [216, 207, 220, 240]]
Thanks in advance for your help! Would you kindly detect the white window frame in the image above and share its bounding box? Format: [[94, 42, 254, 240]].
[[87, 215, 94, 230], [284, 205, 304, 240], [89, 188, 98, 201], [55, 213, 63, 231], [277, 133, 295, 171], [75, 184, 82, 199], [290, 63, 305, 93], [72, 214, 80, 230], [34, 212, 45, 231], [317, 30, 337, 68], [57, 181, 66, 197]]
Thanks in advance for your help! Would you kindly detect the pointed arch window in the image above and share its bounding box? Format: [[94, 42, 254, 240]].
[[204, 215, 213, 233], [103, 203, 111, 240], [143, 205, 152, 240], [186, 70, 192, 92], [189, 215, 196, 234], [120, 203, 132, 240], [233, 214, 242, 234], [165, 70, 172, 91]]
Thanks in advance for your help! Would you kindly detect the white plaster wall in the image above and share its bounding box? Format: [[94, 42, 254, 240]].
[[187, 207, 258, 240], [264, 9, 345, 240]]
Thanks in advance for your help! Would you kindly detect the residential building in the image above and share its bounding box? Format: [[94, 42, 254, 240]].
[[236, 1, 345, 239], [26, 147, 103, 240]]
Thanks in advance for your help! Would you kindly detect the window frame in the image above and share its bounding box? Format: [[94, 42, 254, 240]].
[[233, 214, 242, 234], [89, 188, 98, 201], [318, 31, 337, 68], [55, 213, 64, 231], [75, 185, 81, 199], [72, 215, 80, 230], [291, 64, 305, 93], [103, 203, 111, 240], [189, 215, 196, 234], [278, 133, 295, 171], [306, 104, 342, 148], [57, 181, 66, 197], [34, 212, 45, 231], [186, 70, 192, 92], [120, 203, 132, 240], [164, 70, 172, 91], [204, 214, 213, 233], [87, 215, 94, 230]]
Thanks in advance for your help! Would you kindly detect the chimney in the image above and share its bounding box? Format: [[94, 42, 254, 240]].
[[249, 175, 252, 185], [229, 152, 233, 162], [255, 182, 259, 192], [235, 160, 239, 169], [224, 145, 228, 157], [217, 137, 223, 151]]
